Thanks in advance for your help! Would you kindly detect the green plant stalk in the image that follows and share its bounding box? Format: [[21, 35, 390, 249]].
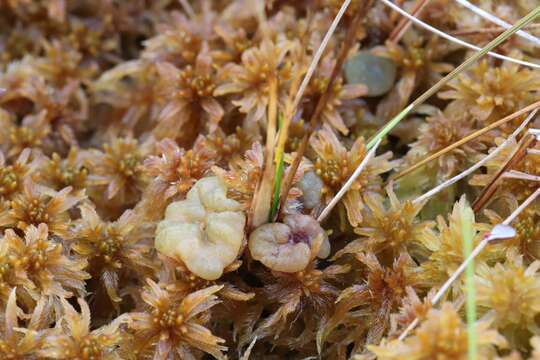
[[366, 6, 540, 150], [462, 204, 477, 360], [270, 114, 285, 221]]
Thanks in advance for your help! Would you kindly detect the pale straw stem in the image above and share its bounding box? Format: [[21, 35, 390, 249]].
[[413, 110, 538, 205], [291, 0, 352, 112], [399, 186, 540, 340]]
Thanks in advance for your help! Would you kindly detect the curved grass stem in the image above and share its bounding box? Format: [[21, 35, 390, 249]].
[[462, 204, 477, 360], [397, 100, 540, 181], [455, 0, 540, 46], [381, 0, 540, 68], [399, 187, 540, 341], [412, 109, 538, 205], [367, 6, 540, 151]]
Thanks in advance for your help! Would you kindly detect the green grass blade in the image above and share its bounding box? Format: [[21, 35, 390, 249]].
[[461, 203, 477, 360], [367, 6, 540, 150], [270, 114, 285, 221]]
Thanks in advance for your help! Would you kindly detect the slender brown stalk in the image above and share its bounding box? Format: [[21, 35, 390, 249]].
[[472, 133, 537, 212], [277, 0, 373, 217], [389, 0, 432, 42], [450, 23, 540, 36], [412, 109, 537, 205], [393, 100, 540, 180]]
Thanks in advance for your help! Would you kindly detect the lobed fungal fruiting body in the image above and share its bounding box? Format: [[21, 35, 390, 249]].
[[155, 176, 246, 280], [249, 213, 330, 273]]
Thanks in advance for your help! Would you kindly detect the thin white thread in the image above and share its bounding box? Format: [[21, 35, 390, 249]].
[[380, 0, 540, 69], [503, 170, 540, 182], [455, 0, 540, 47], [292, 0, 352, 112], [399, 187, 540, 340], [317, 138, 382, 222], [413, 109, 538, 205]]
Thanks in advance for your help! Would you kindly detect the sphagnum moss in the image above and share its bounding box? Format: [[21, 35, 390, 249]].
[[0, 1, 540, 359]]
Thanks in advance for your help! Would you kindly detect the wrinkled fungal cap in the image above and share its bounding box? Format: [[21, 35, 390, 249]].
[[155, 176, 246, 280], [248, 214, 330, 273]]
